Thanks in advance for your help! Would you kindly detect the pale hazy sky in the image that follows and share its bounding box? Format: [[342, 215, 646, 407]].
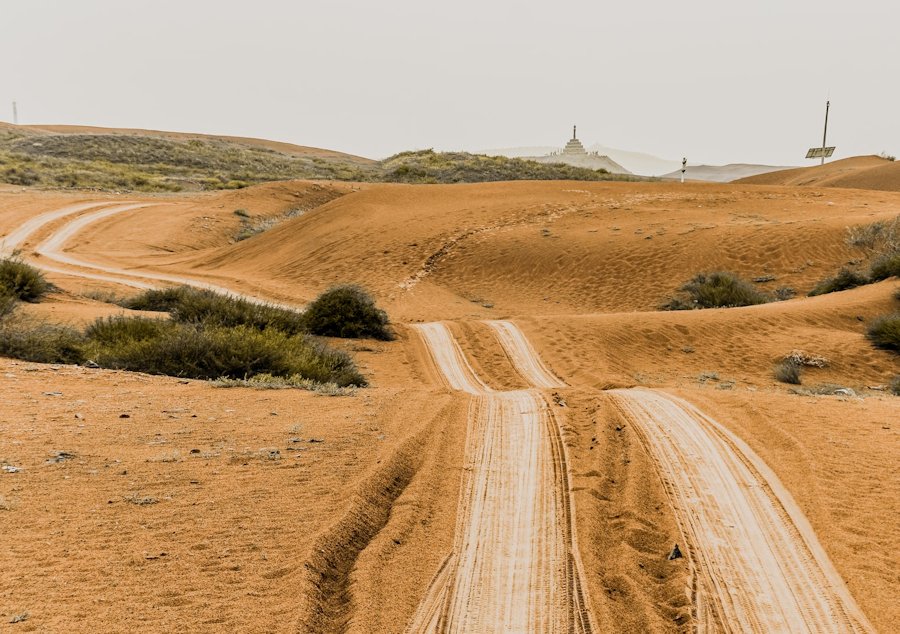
[[2, 0, 897, 165]]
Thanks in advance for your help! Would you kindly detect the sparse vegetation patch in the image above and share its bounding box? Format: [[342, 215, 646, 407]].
[[866, 313, 900, 352], [808, 268, 869, 296], [120, 286, 307, 335], [84, 320, 363, 384], [0, 257, 50, 302], [0, 129, 647, 192], [869, 251, 900, 281], [0, 318, 86, 365], [662, 271, 771, 310], [774, 358, 802, 384], [0, 285, 373, 385], [380, 149, 640, 184]]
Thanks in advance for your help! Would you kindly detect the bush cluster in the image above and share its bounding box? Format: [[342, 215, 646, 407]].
[[123, 285, 393, 341], [122, 286, 307, 335], [82, 317, 362, 384], [869, 252, 900, 282], [867, 313, 900, 352], [0, 319, 86, 365], [661, 271, 771, 310], [774, 358, 802, 384], [0, 278, 392, 386], [0, 257, 50, 302], [302, 285, 394, 340], [0, 312, 365, 386], [808, 268, 869, 296]]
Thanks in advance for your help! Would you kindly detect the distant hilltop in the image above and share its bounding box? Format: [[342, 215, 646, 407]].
[[519, 126, 632, 175]]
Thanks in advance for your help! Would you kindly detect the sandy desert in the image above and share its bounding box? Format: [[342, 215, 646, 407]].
[[0, 140, 897, 634]]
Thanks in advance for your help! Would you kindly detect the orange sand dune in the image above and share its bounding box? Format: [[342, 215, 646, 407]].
[[738, 155, 900, 191], [2, 176, 898, 632], [67, 180, 896, 320]]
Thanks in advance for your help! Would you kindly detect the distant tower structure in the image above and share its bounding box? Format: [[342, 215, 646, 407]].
[[562, 125, 588, 156], [12, 101, 18, 125], [523, 125, 632, 175]]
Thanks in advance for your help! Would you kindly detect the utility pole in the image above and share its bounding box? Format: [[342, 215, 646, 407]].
[[681, 157, 687, 183], [805, 100, 835, 164], [12, 101, 18, 125], [820, 100, 830, 166]]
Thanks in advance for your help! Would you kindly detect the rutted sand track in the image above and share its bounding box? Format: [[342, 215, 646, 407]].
[[408, 322, 594, 633], [609, 389, 875, 633], [2, 201, 298, 306]]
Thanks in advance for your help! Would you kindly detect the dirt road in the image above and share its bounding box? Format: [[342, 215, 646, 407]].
[[1, 201, 299, 306], [487, 322, 874, 633], [609, 389, 875, 633], [408, 322, 594, 633]]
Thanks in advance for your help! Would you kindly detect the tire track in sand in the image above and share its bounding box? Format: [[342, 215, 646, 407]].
[[606, 389, 875, 633], [4, 201, 298, 307], [408, 322, 595, 633], [488, 324, 874, 633]]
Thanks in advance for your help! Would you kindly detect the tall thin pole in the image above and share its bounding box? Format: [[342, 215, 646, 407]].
[[12, 101, 18, 125], [821, 100, 830, 166]]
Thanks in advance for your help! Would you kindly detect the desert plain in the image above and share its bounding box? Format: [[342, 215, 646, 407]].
[[1, 148, 898, 633]]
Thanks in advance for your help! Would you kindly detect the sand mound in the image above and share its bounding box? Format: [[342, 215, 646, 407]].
[[112, 180, 899, 321], [737, 155, 900, 191]]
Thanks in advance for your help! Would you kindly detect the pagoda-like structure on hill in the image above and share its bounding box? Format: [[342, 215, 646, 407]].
[[562, 125, 588, 155], [528, 126, 631, 175]]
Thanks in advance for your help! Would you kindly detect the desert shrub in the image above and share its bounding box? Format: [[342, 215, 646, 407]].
[[869, 251, 900, 281], [879, 152, 896, 162], [0, 319, 85, 364], [889, 376, 900, 396], [0, 258, 50, 302], [808, 268, 869, 296], [846, 216, 899, 253], [774, 359, 802, 384], [866, 313, 900, 352], [234, 216, 280, 241], [302, 285, 393, 340], [88, 322, 364, 385], [0, 291, 16, 320], [774, 286, 796, 300], [84, 316, 167, 345], [213, 373, 357, 395], [121, 286, 306, 335], [661, 271, 770, 310], [0, 306, 364, 385], [783, 350, 829, 368], [119, 286, 191, 312]]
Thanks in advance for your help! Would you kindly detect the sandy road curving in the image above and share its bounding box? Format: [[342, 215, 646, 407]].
[[609, 388, 875, 634], [1, 201, 127, 257], [2, 201, 299, 307], [485, 320, 564, 389], [408, 322, 594, 633]]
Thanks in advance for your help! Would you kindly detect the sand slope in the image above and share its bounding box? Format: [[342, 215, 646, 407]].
[[737, 156, 900, 191], [1, 176, 898, 632], [1, 122, 374, 164]]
